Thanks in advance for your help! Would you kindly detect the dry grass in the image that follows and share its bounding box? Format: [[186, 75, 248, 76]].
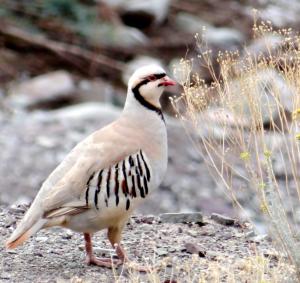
[[62, 253, 296, 283], [172, 18, 300, 282]]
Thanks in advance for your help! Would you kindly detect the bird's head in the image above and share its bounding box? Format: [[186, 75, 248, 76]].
[[128, 64, 176, 109]]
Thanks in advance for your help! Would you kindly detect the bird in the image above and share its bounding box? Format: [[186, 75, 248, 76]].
[[6, 64, 176, 269]]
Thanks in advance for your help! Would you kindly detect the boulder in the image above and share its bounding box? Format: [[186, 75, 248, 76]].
[[8, 71, 75, 108], [101, 0, 171, 29], [225, 68, 295, 125], [175, 13, 244, 49], [84, 23, 148, 48], [244, 34, 284, 58]]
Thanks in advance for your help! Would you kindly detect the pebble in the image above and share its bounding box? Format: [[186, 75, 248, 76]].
[[140, 215, 156, 224], [187, 230, 198, 237], [159, 212, 203, 224], [248, 234, 269, 243], [35, 236, 48, 242], [211, 213, 235, 226], [156, 247, 168, 256], [182, 243, 206, 257]]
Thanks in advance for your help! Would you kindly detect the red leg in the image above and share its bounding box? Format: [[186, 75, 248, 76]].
[[83, 233, 122, 268], [108, 228, 150, 272]]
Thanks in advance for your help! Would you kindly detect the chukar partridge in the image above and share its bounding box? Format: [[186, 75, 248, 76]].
[[6, 64, 176, 269]]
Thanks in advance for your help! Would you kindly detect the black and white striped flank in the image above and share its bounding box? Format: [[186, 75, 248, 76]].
[[85, 150, 151, 211]]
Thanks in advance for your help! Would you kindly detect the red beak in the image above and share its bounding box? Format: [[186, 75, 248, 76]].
[[160, 76, 177, 87]]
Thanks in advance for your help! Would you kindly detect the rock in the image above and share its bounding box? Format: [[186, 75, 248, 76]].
[[140, 215, 156, 224], [211, 213, 235, 226], [8, 71, 75, 108], [84, 23, 148, 48], [122, 56, 163, 85], [248, 234, 269, 243], [77, 78, 124, 106], [93, 247, 116, 256], [182, 243, 206, 257], [244, 34, 284, 58], [101, 0, 171, 29], [263, 132, 294, 179], [203, 27, 244, 50], [11, 196, 32, 207], [159, 212, 203, 224], [175, 13, 208, 35], [206, 250, 220, 260], [175, 13, 244, 49], [196, 107, 250, 140], [226, 69, 295, 125], [187, 230, 198, 237], [62, 230, 74, 240], [35, 236, 48, 242], [156, 247, 168, 256], [259, 0, 300, 27], [49, 102, 121, 122]]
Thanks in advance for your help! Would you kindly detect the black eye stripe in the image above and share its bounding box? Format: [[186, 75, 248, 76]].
[[144, 73, 166, 81], [153, 73, 166, 80]]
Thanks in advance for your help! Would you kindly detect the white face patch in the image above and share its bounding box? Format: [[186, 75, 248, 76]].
[[128, 64, 166, 90]]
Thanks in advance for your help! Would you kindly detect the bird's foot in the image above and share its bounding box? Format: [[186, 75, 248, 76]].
[[86, 255, 123, 268]]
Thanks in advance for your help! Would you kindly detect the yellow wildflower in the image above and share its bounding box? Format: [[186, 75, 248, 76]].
[[292, 108, 300, 120], [264, 150, 272, 159], [240, 151, 250, 161], [260, 202, 268, 213]]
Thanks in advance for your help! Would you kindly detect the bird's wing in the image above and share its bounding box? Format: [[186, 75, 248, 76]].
[[39, 122, 142, 217]]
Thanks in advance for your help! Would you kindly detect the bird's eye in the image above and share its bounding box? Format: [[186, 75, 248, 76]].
[[148, 75, 156, 81]]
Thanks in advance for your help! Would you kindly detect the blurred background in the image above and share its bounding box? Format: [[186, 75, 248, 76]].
[[1, 0, 300, 230]]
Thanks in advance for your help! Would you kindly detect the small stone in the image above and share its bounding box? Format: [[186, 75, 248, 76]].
[[168, 246, 177, 253], [211, 213, 235, 226], [206, 250, 220, 260], [222, 232, 233, 240], [141, 215, 156, 224], [62, 230, 73, 240], [93, 247, 116, 257], [187, 230, 198, 237], [4, 217, 16, 228], [245, 231, 256, 238], [182, 243, 206, 257], [159, 212, 203, 224], [249, 234, 269, 243], [0, 272, 11, 279], [35, 236, 48, 242], [156, 247, 168, 256], [263, 250, 280, 260]]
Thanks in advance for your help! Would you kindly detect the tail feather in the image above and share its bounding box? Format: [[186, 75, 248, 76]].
[[6, 195, 45, 249], [6, 218, 47, 249]]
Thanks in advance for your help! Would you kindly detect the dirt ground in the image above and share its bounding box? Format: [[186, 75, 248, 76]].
[[0, 205, 283, 283]]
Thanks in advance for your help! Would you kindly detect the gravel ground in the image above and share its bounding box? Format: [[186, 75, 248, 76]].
[[0, 205, 283, 283]]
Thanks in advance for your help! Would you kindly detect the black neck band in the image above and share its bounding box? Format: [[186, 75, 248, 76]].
[[132, 80, 165, 122]]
